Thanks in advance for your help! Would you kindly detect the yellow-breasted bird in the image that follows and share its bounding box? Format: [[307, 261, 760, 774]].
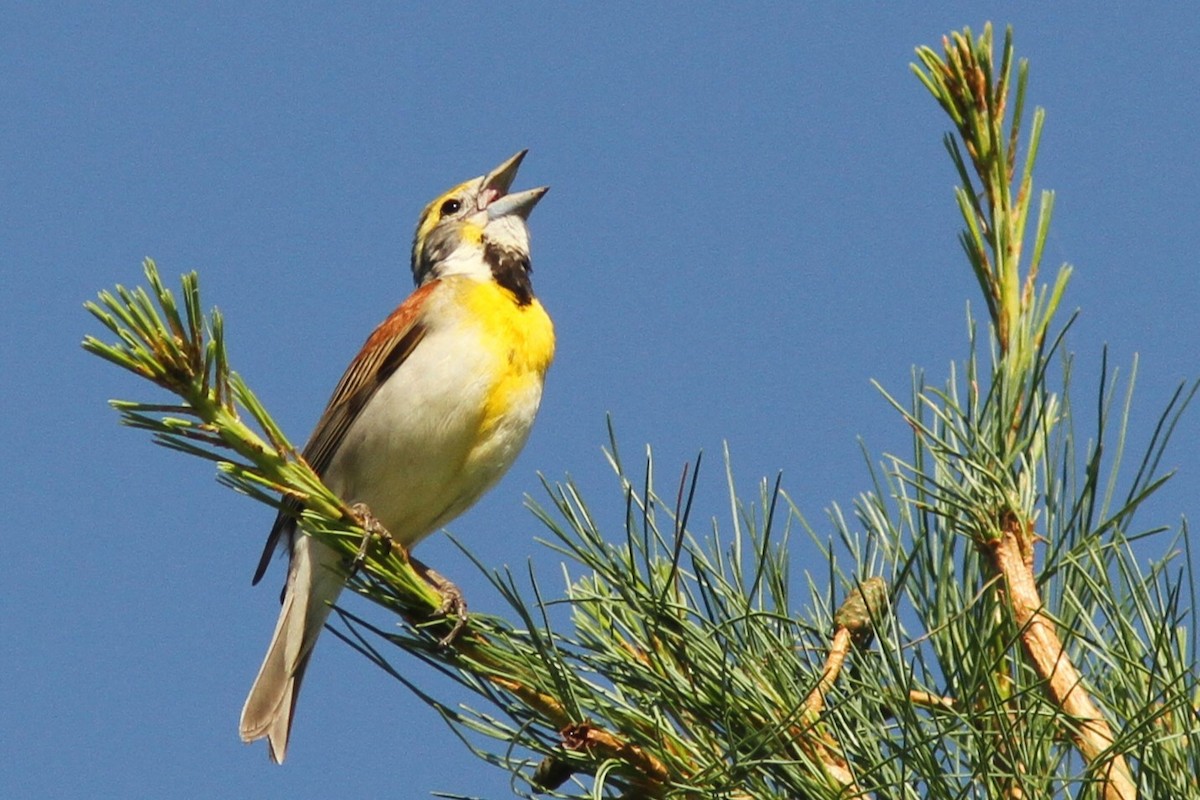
[[239, 151, 554, 763]]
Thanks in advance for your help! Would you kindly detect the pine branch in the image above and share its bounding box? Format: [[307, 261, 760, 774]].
[[83, 23, 1198, 799], [908, 24, 1198, 800], [85, 261, 880, 797]]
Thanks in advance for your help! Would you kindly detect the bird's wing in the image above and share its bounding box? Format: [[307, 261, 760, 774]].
[[251, 280, 438, 585]]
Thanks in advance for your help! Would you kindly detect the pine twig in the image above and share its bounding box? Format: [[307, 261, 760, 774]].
[[913, 24, 1136, 799]]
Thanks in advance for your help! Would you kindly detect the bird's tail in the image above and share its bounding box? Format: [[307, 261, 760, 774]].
[[239, 536, 345, 763]]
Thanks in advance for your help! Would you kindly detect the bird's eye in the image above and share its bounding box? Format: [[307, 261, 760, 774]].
[[440, 198, 461, 216]]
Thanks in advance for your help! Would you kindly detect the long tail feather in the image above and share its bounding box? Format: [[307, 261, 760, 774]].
[[240, 536, 344, 763]]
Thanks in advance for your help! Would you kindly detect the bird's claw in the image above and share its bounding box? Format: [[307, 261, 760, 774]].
[[411, 558, 469, 646], [346, 503, 467, 644], [349, 502, 394, 577]]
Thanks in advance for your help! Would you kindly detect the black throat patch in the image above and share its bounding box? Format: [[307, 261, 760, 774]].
[[484, 242, 534, 306]]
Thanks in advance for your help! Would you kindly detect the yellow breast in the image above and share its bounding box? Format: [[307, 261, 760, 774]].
[[459, 278, 555, 436]]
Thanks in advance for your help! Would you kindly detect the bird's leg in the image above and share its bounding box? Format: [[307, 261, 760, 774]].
[[347, 502, 468, 645], [408, 556, 469, 646], [348, 502, 392, 577]]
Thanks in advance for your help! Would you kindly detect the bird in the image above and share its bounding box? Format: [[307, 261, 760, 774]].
[[239, 151, 555, 763]]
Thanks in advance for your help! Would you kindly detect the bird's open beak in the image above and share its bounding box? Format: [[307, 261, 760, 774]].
[[481, 150, 549, 220]]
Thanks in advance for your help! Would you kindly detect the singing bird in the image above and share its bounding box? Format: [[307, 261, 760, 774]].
[[240, 151, 554, 763]]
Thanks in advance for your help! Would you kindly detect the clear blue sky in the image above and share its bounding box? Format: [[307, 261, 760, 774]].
[[4, 5, 1197, 798]]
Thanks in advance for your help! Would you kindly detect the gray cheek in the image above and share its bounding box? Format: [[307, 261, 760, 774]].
[[420, 230, 456, 276]]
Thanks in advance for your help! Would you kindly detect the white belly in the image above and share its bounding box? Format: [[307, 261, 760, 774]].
[[320, 321, 544, 547]]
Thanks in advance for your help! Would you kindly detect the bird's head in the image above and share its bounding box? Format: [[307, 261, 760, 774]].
[[410, 151, 548, 294]]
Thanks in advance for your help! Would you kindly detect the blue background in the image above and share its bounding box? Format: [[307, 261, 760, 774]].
[[4, 5, 1197, 798]]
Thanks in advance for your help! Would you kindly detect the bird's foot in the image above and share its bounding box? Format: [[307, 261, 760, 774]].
[[410, 557, 469, 647], [349, 502, 393, 577], [346, 502, 467, 645]]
